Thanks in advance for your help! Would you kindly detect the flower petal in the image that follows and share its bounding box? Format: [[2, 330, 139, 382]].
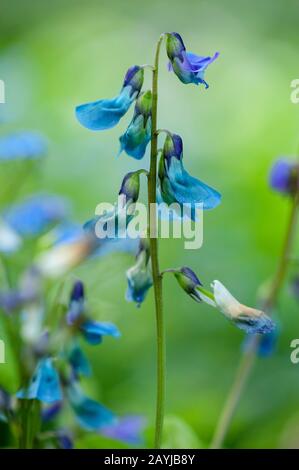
[[17, 358, 62, 403]]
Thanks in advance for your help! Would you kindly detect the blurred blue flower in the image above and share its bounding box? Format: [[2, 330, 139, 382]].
[[126, 237, 153, 306], [68, 342, 91, 377], [269, 159, 299, 195], [76, 65, 144, 131], [17, 358, 62, 403], [56, 430, 74, 449], [119, 90, 152, 159], [101, 415, 146, 445], [242, 325, 279, 357], [67, 280, 121, 345], [0, 132, 46, 161], [166, 32, 219, 88], [158, 133, 221, 218], [67, 383, 115, 431], [80, 320, 120, 345], [3, 194, 68, 237], [42, 401, 63, 422]]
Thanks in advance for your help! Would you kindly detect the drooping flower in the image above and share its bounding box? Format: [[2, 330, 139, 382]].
[[119, 90, 152, 159], [0, 132, 46, 161], [66, 280, 121, 345], [17, 358, 63, 403], [84, 171, 142, 240], [158, 133, 221, 218], [3, 194, 68, 237], [67, 382, 115, 431], [101, 415, 146, 445], [76, 65, 144, 131], [171, 266, 275, 334], [166, 32, 219, 88], [211, 280, 275, 334], [269, 159, 299, 195], [126, 237, 153, 306]]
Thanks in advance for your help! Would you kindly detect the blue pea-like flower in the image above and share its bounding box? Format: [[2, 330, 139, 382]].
[[158, 133, 221, 218], [42, 401, 63, 422], [0, 132, 46, 161], [80, 320, 120, 345], [3, 193, 68, 237], [242, 327, 278, 357], [119, 90, 152, 159], [68, 342, 91, 377], [67, 280, 121, 345], [17, 358, 62, 403], [126, 237, 153, 306], [269, 159, 299, 195], [76, 65, 144, 131], [166, 32, 219, 88], [67, 382, 115, 431], [101, 415, 146, 445]]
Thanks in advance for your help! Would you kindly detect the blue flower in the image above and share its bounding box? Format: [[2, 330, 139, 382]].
[[243, 328, 278, 357], [101, 415, 146, 445], [3, 194, 68, 237], [66, 281, 121, 345], [42, 402, 63, 422], [166, 33, 219, 88], [76, 65, 144, 131], [80, 320, 120, 345], [67, 382, 116, 431], [269, 159, 299, 195], [83, 171, 141, 239], [119, 90, 152, 159], [17, 358, 63, 403], [68, 342, 91, 377], [56, 430, 74, 449], [126, 237, 153, 306], [158, 133, 221, 218], [172, 267, 203, 302], [0, 132, 46, 161]]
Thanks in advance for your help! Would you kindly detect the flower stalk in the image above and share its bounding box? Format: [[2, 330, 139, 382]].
[[210, 188, 299, 449], [147, 34, 165, 449]]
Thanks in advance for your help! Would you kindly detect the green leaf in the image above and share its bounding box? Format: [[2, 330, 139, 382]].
[[162, 415, 202, 449], [0, 314, 20, 393]]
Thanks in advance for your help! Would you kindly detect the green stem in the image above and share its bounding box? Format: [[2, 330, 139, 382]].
[[210, 190, 299, 449], [148, 34, 165, 449]]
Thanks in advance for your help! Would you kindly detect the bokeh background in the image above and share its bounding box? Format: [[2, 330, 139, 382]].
[[1, 0, 299, 449]]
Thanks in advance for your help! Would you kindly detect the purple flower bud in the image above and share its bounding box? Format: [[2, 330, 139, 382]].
[[269, 159, 299, 195]]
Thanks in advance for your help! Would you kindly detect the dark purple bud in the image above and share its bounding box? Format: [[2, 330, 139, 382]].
[[269, 159, 299, 195], [119, 171, 140, 202], [163, 133, 183, 163], [70, 281, 84, 303], [166, 32, 186, 61], [123, 66, 144, 97]]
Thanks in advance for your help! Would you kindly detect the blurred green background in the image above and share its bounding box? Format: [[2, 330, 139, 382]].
[[1, 0, 299, 449]]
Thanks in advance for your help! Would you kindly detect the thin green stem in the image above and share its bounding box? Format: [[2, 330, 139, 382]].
[[210, 190, 299, 449], [148, 33, 165, 449]]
